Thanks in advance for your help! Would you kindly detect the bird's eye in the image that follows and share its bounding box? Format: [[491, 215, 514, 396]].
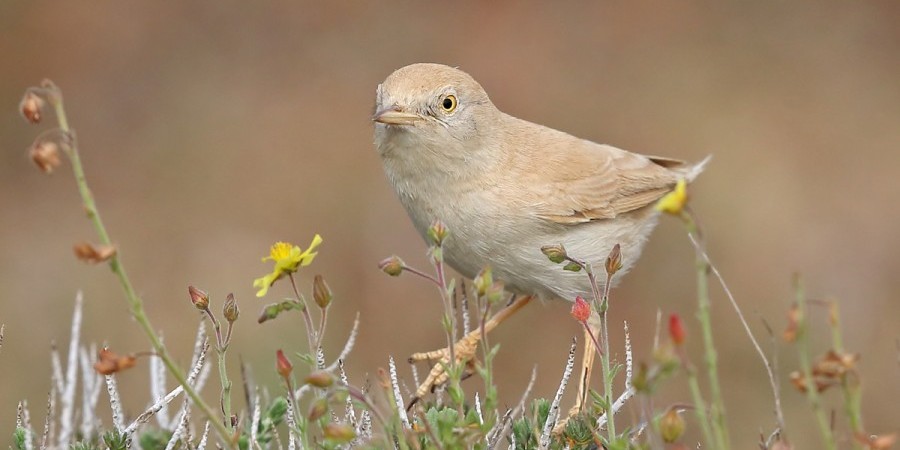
[[441, 95, 457, 113]]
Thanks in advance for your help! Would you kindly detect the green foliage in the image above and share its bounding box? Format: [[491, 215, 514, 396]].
[[12, 427, 27, 450], [238, 396, 289, 450], [138, 428, 172, 450], [102, 430, 129, 450]]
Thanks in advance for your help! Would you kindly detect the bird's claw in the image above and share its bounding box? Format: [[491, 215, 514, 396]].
[[407, 327, 484, 408]]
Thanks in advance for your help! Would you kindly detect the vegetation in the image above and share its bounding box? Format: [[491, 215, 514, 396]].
[[5, 80, 894, 450]]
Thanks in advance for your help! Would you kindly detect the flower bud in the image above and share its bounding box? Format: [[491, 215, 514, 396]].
[[223, 293, 239, 323], [668, 313, 686, 346], [312, 275, 333, 309], [323, 423, 356, 443], [632, 362, 651, 393], [304, 371, 334, 388], [659, 408, 686, 443], [782, 304, 800, 343], [276, 349, 293, 379], [378, 255, 404, 277], [30, 141, 62, 174], [473, 266, 493, 297], [571, 296, 591, 322], [486, 283, 504, 304], [188, 286, 210, 311], [93, 348, 137, 375], [540, 244, 567, 264], [605, 244, 623, 275], [19, 92, 45, 124], [73, 242, 117, 264], [307, 398, 328, 421], [427, 220, 449, 246]]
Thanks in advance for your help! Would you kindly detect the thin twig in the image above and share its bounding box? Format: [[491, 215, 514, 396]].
[[57, 292, 82, 448], [793, 276, 836, 450], [288, 273, 317, 354], [687, 230, 784, 432], [40, 81, 233, 447], [539, 339, 577, 450], [325, 313, 360, 372], [389, 356, 410, 429]]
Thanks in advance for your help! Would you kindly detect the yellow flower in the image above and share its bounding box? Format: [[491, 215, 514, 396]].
[[253, 234, 323, 297], [656, 179, 688, 215]]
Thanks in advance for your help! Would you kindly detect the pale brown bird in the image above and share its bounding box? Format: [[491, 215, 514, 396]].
[[373, 63, 707, 404]]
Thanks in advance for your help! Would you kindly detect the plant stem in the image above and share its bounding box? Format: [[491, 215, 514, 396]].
[[45, 82, 234, 448], [685, 367, 716, 447], [203, 309, 234, 434], [288, 273, 317, 355], [677, 213, 730, 449], [399, 264, 441, 286], [217, 347, 233, 433], [597, 272, 616, 441], [827, 302, 864, 446], [794, 277, 837, 450]]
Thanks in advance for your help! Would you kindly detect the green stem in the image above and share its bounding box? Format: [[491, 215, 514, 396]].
[[46, 84, 234, 448], [217, 347, 233, 433], [685, 365, 716, 446], [288, 273, 317, 355], [598, 272, 616, 441], [686, 217, 729, 449], [828, 303, 864, 445], [794, 278, 837, 450]]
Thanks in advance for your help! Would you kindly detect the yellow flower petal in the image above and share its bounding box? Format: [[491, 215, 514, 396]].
[[253, 235, 323, 297], [656, 179, 688, 215]]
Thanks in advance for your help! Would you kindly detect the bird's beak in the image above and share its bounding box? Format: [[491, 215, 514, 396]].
[[373, 108, 422, 126]]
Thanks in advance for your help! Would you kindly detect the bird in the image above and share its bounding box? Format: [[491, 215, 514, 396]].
[[372, 62, 707, 405]]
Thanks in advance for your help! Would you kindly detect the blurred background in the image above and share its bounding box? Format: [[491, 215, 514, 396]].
[[2, 1, 899, 446]]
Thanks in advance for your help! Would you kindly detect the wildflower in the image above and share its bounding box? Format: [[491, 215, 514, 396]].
[[669, 313, 686, 345], [253, 235, 322, 297], [73, 242, 116, 264], [656, 179, 688, 215], [188, 286, 210, 311], [571, 296, 591, 322]]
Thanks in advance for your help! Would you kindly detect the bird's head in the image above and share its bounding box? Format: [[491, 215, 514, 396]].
[[373, 63, 499, 167]]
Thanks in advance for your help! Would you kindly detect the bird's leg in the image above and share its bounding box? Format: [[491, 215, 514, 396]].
[[408, 295, 533, 407]]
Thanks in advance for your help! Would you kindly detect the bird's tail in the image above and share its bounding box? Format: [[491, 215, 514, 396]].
[[682, 154, 712, 182]]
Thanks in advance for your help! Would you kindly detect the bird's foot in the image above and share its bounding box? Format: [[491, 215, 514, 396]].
[[407, 327, 483, 408], [406, 295, 534, 408]]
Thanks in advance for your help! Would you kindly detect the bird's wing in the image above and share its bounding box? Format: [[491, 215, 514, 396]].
[[525, 140, 686, 224]]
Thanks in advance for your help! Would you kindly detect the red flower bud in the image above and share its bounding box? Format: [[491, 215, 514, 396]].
[[276, 349, 293, 379], [571, 296, 591, 322], [669, 313, 686, 345]]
